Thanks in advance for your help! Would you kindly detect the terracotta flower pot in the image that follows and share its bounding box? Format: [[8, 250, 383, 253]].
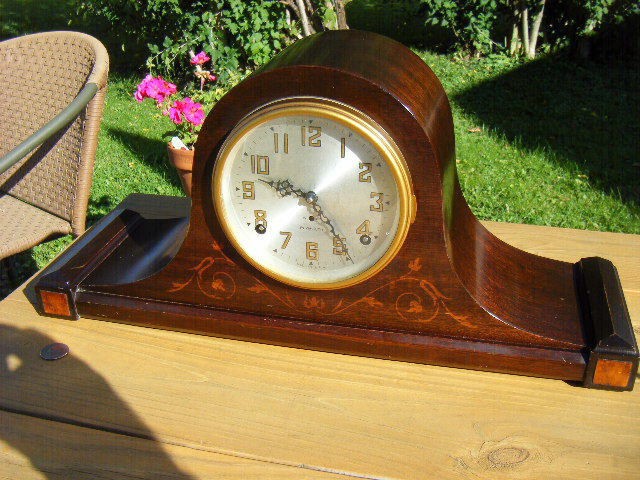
[[167, 144, 194, 196]]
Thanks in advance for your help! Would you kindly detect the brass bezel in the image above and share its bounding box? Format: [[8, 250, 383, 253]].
[[212, 97, 414, 290]]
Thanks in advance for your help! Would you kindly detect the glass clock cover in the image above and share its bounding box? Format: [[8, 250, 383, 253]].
[[213, 99, 413, 289]]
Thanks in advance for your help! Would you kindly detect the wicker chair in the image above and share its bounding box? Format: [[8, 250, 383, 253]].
[[0, 31, 109, 261]]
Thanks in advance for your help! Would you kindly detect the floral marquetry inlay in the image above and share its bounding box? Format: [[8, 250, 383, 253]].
[[169, 242, 471, 328]]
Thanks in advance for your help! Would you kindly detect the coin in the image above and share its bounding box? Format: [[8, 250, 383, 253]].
[[40, 343, 69, 361]]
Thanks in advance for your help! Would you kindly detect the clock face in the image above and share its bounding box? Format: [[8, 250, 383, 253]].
[[212, 98, 414, 289]]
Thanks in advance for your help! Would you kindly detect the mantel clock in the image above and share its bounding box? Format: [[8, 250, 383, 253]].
[[35, 31, 638, 391]]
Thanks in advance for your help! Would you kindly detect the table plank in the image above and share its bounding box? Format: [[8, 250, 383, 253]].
[[0, 411, 343, 479], [484, 221, 640, 292], [0, 294, 638, 479], [1, 222, 639, 479]]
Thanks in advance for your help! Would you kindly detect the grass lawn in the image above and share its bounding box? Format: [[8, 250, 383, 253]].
[[1, 5, 638, 292], [422, 51, 639, 231]]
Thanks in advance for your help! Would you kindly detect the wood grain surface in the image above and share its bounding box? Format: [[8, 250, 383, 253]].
[[0, 411, 342, 479], [485, 221, 640, 292], [1, 222, 638, 479]]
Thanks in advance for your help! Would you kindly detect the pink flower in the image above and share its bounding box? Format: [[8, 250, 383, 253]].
[[134, 75, 177, 103], [190, 51, 211, 65], [167, 97, 205, 126], [168, 107, 183, 124]]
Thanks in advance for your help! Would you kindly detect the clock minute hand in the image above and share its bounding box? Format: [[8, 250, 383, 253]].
[[258, 179, 353, 263], [304, 196, 353, 264]]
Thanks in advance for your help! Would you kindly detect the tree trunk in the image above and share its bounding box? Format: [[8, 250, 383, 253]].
[[303, 0, 314, 13], [520, 1, 530, 58], [528, 0, 545, 58], [285, 7, 291, 26], [295, 0, 314, 36], [334, 0, 349, 29], [281, 1, 301, 26], [509, 13, 520, 55]]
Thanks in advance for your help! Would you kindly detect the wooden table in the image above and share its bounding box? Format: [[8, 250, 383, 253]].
[[1, 221, 638, 479]]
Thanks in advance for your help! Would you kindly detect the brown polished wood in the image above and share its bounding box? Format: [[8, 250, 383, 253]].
[[33, 30, 638, 390]]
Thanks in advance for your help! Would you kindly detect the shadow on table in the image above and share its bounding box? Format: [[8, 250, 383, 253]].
[[0, 323, 194, 479]]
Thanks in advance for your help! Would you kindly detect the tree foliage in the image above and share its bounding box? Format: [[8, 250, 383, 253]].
[[420, 0, 638, 57], [420, 0, 502, 55], [280, 0, 349, 35], [80, 0, 637, 91], [347, 0, 637, 58], [80, 0, 348, 93]]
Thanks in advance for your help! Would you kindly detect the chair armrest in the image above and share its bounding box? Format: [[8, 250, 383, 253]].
[[0, 83, 99, 175]]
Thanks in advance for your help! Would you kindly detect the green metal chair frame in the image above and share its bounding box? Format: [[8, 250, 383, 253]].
[[0, 31, 109, 261]]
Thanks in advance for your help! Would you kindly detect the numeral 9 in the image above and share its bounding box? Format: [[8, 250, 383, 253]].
[[242, 181, 255, 199]]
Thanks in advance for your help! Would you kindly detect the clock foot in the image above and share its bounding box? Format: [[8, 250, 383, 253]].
[[577, 257, 638, 391]]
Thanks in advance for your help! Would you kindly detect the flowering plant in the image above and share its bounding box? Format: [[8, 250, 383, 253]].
[[134, 50, 217, 148]]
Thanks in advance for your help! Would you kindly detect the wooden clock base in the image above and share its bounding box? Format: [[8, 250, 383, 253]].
[[33, 31, 638, 391], [34, 194, 637, 391]]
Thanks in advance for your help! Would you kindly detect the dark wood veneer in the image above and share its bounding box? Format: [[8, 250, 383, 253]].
[[33, 31, 638, 390]]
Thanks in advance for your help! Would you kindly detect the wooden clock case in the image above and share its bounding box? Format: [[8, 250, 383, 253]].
[[34, 30, 638, 390]]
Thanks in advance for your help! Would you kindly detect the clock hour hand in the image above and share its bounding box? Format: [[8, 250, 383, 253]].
[[258, 179, 353, 263], [258, 179, 304, 199]]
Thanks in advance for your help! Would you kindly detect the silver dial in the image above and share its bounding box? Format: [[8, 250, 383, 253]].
[[213, 99, 413, 289]]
